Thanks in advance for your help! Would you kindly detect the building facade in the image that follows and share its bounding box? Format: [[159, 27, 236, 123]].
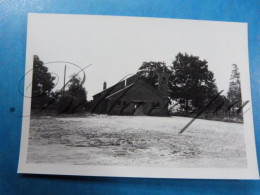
[[91, 70, 169, 116]]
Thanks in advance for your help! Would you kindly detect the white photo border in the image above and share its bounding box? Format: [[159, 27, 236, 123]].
[[18, 13, 259, 179]]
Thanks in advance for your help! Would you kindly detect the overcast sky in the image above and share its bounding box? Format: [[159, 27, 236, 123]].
[[27, 14, 248, 100]]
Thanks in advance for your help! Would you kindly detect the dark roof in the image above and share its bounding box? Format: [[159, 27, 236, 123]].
[[105, 83, 134, 99], [104, 77, 165, 99], [92, 75, 137, 98]]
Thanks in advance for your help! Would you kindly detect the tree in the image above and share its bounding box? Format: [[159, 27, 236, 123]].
[[227, 64, 242, 110], [31, 55, 56, 109], [68, 74, 87, 100], [57, 74, 87, 113], [137, 61, 170, 87], [169, 53, 218, 115]]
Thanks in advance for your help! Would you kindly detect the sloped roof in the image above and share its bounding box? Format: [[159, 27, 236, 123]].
[[92, 75, 138, 98], [105, 83, 134, 99], [92, 80, 125, 98], [104, 77, 165, 100]]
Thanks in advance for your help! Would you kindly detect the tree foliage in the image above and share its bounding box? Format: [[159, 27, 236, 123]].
[[57, 74, 87, 113], [227, 64, 242, 109], [31, 55, 55, 108], [137, 53, 218, 115], [170, 53, 218, 114], [137, 61, 170, 87], [67, 74, 87, 101]]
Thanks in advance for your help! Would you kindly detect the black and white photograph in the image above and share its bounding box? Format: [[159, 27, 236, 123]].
[[18, 14, 259, 179]]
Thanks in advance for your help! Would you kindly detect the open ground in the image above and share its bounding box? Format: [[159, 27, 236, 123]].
[[27, 115, 247, 168]]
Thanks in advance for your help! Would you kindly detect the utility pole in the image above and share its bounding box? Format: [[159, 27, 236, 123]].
[[63, 64, 66, 96]]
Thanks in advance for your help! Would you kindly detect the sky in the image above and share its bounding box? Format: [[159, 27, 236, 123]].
[[27, 14, 248, 100]]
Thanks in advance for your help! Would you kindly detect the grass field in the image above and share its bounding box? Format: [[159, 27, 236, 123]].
[[27, 115, 247, 168]]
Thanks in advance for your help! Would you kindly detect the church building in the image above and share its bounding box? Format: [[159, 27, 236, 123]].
[[91, 69, 169, 116]]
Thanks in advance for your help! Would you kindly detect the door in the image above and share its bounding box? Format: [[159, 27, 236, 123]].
[[133, 102, 145, 115]]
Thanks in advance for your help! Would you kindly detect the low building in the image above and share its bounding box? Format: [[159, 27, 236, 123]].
[[91, 70, 169, 116]]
